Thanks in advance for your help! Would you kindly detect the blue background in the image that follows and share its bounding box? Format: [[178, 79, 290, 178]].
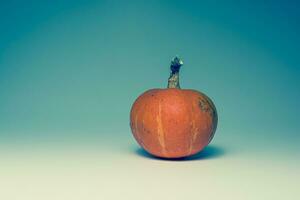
[[1, 0, 299, 151]]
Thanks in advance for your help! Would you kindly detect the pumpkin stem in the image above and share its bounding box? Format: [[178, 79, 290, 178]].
[[168, 56, 183, 89]]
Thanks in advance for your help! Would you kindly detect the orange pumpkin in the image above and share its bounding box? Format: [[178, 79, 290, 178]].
[[130, 57, 217, 158]]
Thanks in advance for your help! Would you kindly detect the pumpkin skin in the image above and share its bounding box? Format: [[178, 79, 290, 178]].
[[130, 88, 217, 158]]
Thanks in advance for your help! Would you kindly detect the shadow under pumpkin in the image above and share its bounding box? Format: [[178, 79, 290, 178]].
[[134, 145, 225, 161]]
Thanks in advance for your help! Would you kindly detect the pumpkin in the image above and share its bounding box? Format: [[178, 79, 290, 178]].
[[130, 57, 218, 158]]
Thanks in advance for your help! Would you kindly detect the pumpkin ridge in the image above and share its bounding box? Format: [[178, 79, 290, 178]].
[[156, 100, 166, 156]]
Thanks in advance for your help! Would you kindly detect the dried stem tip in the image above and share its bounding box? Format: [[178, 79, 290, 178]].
[[170, 56, 183, 74], [168, 56, 183, 89]]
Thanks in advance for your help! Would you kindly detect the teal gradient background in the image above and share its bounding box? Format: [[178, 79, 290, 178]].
[[0, 1, 299, 199]]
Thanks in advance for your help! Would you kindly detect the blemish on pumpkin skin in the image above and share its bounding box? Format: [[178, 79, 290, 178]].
[[198, 98, 214, 117], [197, 96, 218, 143], [142, 124, 150, 134], [198, 99, 208, 112]]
